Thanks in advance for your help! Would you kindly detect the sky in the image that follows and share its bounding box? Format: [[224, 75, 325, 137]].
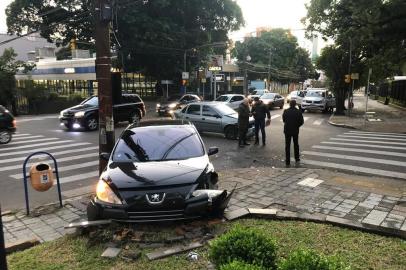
[[0, 0, 315, 51]]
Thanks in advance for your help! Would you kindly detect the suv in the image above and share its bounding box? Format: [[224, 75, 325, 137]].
[[301, 89, 335, 113], [0, 105, 16, 144], [59, 94, 146, 131], [286, 90, 306, 106], [249, 89, 270, 99]]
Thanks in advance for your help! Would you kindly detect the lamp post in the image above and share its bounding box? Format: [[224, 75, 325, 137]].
[[244, 55, 251, 96]]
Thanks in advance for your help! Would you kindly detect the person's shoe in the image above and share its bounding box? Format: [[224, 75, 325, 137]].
[[243, 142, 250, 146], [239, 143, 245, 148], [262, 141, 266, 146], [285, 163, 291, 167], [254, 140, 259, 145], [295, 159, 300, 163]]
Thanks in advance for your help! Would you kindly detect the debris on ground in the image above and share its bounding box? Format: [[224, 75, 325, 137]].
[[121, 250, 141, 261], [187, 251, 199, 261], [64, 219, 112, 229], [101, 247, 121, 258], [146, 242, 204, 260]]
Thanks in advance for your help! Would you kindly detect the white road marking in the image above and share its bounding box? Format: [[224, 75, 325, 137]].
[[330, 138, 406, 146], [0, 140, 74, 153], [321, 141, 406, 151], [10, 160, 99, 179], [12, 134, 31, 137], [271, 114, 280, 120], [312, 145, 406, 158], [338, 134, 406, 142], [57, 171, 99, 184], [0, 142, 91, 157], [348, 130, 406, 137], [299, 159, 406, 179], [0, 146, 98, 164], [302, 151, 406, 167], [304, 117, 310, 122], [6, 138, 59, 146], [312, 119, 324, 125], [345, 132, 406, 139], [12, 135, 44, 141], [16, 116, 57, 123]]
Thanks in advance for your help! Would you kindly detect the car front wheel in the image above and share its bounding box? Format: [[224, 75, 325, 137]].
[[224, 125, 238, 140], [0, 130, 12, 144], [85, 117, 98, 131]]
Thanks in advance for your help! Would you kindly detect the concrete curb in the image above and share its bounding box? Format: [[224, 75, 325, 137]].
[[225, 208, 406, 240], [327, 113, 357, 129]]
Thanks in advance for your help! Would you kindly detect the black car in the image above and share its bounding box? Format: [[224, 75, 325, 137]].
[[59, 94, 146, 131], [0, 105, 16, 144], [87, 120, 231, 222], [156, 94, 201, 116]]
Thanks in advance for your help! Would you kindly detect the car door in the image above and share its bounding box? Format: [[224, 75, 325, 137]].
[[201, 105, 222, 132], [113, 95, 126, 122], [229, 95, 244, 109], [184, 104, 202, 129], [275, 95, 284, 107]]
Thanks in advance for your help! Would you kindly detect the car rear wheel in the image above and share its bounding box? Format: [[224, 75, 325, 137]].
[[85, 117, 98, 131], [224, 125, 238, 140], [0, 130, 12, 144]]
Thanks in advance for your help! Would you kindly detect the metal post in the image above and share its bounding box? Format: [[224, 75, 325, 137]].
[[244, 63, 248, 96], [210, 73, 213, 99], [347, 38, 352, 116], [95, 0, 114, 174], [267, 50, 272, 90], [365, 68, 372, 126], [213, 72, 217, 100], [0, 205, 7, 270]]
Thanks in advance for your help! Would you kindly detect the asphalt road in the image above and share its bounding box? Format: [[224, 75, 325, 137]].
[[1, 103, 405, 211]]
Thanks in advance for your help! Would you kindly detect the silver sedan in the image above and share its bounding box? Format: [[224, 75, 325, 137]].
[[173, 102, 255, 140]]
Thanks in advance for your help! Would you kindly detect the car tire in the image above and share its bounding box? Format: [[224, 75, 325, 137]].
[[224, 125, 238, 140], [129, 111, 141, 125], [0, 130, 12, 144], [85, 117, 98, 131], [322, 107, 328, 114]]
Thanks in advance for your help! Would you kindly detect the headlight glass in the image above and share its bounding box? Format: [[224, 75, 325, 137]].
[[74, 111, 85, 118], [168, 103, 177, 108], [156, 103, 161, 108], [96, 179, 122, 204], [60, 111, 64, 117]]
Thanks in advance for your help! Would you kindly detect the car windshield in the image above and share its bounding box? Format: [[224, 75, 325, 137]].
[[215, 96, 230, 102], [261, 93, 276, 99], [112, 126, 204, 162], [306, 91, 324, 97], [213, 103, 237, 115], [81, 96, 98, 106], [290, 91, 298, 97]]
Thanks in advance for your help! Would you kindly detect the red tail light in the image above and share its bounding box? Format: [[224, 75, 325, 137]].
[[12, 119, 16, 128]]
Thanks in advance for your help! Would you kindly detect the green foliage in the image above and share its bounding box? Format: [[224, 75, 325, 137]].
[[209, 225, 278, 269], [68, 93, 84, 103], [220, 260, 264, 270], [278, 249, 350, 270], [0, 48, 20, 109]]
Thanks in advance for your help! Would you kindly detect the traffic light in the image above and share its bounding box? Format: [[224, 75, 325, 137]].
[[344, 74, 351, 83]]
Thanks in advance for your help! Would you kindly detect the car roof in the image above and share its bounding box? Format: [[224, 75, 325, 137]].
[[187, 101, 224, 106], [219, 94, 244, 97], [128, 119, 193, 129]]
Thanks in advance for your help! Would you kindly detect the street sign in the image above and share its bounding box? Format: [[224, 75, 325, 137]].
[[182, 72, 189, 80], [201, 78, 206, 83], [208, 66, 222, 71], [215, 74, 225, 82], [161, 80, 173, 84], [351, 73, 359, 80]]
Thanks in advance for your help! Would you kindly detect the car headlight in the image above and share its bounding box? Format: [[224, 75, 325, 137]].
[[96, 179, 122, 204], [74, 111, 85, 118], [156, 103, 161, 108], [168, 103, 177, 109], [60, 111, 64, 117]]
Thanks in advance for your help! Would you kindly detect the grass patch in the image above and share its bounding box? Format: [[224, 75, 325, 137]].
[[7, 219, 406, 270]]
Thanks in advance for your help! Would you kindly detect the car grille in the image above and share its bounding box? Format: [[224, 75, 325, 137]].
[[126, 209, 194, 222], [313, 101, 322, 104], [63, 111, 74, 117]]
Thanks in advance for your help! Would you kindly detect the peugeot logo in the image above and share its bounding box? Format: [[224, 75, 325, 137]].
[[146, 193, 166, 205]]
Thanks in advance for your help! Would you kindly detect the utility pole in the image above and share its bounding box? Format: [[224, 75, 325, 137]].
[[347, 38, 352, 116], [267, 49, 272, 90], [95, 0, 114, 174]]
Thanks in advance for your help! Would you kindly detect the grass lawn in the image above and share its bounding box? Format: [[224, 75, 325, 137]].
[[7, 219, 406, 270]]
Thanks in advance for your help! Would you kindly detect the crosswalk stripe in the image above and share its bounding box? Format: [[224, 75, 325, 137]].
[[57, 171, 99, 184], [304, 117, 310, 122], [312, 145, 406, 158], [10, 160, 99, 179], [0, 146, 99, 164], [321, 141, 406, 151], [5, 138, 59, 146], [16, 116, 57, 123], [330, 138, 406, 146], [302, 151, 406, 167], [12, 135, 44, 141], [12, 134, 31, 137], [348, 130, 406, 137], [271, 114, 280, 120], [299, 159, 406, 179], [0, 140, 74, 153], [2, 152, 97, 173], [0, 142, 91, 157], [312, 119, 323, 125], [345, 132, 406, 139], [338, 134, 406, 142]]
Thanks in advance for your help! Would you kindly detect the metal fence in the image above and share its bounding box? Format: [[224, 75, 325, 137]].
[[370, 79, 406, 105]]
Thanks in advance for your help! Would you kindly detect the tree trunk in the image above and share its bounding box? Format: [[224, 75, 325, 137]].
[[335, 87, 346, 115]]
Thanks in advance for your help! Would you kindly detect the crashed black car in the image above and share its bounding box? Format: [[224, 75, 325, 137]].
[[87, 120, 231, 222], [156, 94, 201, 116]]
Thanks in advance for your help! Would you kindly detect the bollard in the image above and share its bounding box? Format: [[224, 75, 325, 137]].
[[0, 204, 8, 270]]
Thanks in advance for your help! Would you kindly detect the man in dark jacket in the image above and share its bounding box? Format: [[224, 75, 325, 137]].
[[251, 97, 271, 145], [238, 98, 250, 147], [282, 100, 304, 166]]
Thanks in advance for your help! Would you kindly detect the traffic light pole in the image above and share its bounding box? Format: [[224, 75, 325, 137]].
[[95, 0, 114, 174]]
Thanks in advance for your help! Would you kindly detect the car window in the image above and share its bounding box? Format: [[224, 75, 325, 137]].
[[261, 93, 275, 99], [81, 96, 98, 106], [186, 104, 201, 115], [202, 105, 219, 117], [230, 96, 244, 102], [112, 127, 204, 162], [276, 95, 282, 99], [215, 96, 229, 102], [214, 103, 236, 115], [181, 106, 187, 113]]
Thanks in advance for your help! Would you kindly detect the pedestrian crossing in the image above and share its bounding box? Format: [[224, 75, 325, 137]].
[[299, 130, 406, 179], [272, 114, 326, 126], [0, 133, 99, 198]]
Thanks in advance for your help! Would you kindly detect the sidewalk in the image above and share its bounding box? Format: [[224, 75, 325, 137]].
[[329, 94, 406, 133], [2, 167, 406, 250]]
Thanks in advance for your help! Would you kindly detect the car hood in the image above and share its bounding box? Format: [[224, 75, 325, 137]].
[[64, 104, 97, 113], [303, 96, 323, 102], [105, 156, 209, 189], [224, 113, 238, 119], [159, 101, 179, 107]]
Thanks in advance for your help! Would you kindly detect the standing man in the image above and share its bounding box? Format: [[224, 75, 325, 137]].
[[282, 100, 304, 166], [238, 98, 250, 147], [251, 97, 271, 145]]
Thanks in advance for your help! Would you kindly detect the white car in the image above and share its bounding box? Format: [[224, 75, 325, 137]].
[[301, 89, 336, 113], [215, 94, 245, 110], [286, 90, 306, 106]]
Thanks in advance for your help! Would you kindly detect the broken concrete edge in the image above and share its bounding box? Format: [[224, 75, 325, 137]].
[[327, 114, 357, 130], [1, 210, 15, 216], [5, 238, 41, 254], [224, 208, 406, 240], [64, 219, 112, 229], [146, 241, 204, 260]]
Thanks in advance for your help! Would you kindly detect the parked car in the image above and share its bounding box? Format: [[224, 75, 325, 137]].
[[248, 89, 270, 99], [259, 93, 285, 109], [174, 102, 255, 140], [286, 90, 306, 105], [0, 105, 16, 144], [215, 94, 245, 110], [156, 94, 201, 116], [301, 89, 336, 113], [86, 120, 231, 222], [59, 94, 146, 131]]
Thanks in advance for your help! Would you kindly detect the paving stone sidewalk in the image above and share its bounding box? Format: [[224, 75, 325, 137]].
[[2, 167, 406, 248]]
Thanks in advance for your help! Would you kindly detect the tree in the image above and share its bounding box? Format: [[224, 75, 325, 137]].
[[233, 29, 316, 83], [0, 48, 20, 114]]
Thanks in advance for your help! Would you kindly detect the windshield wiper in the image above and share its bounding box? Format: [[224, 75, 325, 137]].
[[160, 133, 195, 161]]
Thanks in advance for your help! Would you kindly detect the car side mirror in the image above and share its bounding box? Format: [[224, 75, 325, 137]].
[[208, 147, 219, 156], [100, 152, 110, 161]]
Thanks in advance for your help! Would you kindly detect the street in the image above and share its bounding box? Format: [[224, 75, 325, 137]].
[[1, 104, 405, 211]]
